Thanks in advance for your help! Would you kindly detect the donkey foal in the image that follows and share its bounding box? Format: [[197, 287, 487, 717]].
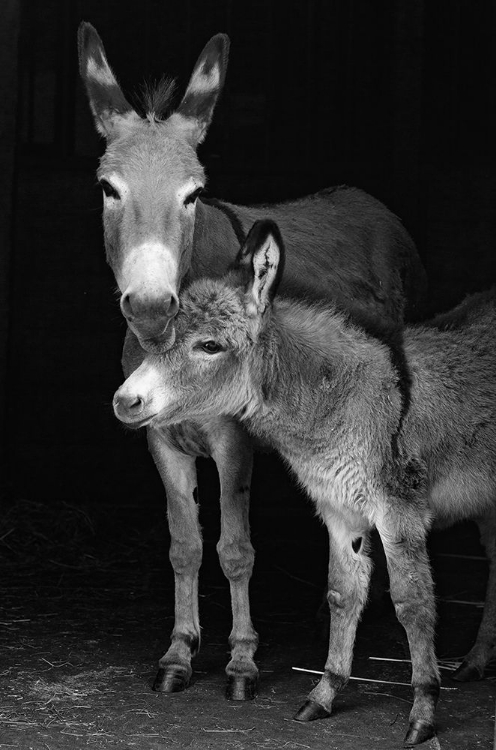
[[114, 220, 496, 746]]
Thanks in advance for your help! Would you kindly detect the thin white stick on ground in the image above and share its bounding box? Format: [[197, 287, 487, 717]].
[[369, 656, 461, 671], [291, 667, 458, 690]]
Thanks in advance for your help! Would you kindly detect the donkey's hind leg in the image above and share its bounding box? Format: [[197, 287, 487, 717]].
[[452, 509, 496, 681], [148, 429, 202, 693], [210, 419, 259, 701]]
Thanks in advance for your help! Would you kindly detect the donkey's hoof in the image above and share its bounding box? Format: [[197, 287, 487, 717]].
[[152, 666, 190, 693], [403, 720, 436, 746], [451, 660, 483, 682], [294, 699, 331, 722], [226, 675, 258, 701]]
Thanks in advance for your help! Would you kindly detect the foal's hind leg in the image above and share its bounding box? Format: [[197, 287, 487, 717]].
[[295, 513, 372, 722], [210, 419, 259, 700], [148, 429, 202, 693], [452, 509, 496, 681], [377, 508, 440, 746]]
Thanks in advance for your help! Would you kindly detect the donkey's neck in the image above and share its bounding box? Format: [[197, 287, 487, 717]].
[[191, 199, 248, 279], [192, 198, 282, 279]]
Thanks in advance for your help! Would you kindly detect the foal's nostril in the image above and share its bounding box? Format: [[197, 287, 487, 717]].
[[127, 396, 144, 413], [168, 293, 179, 318]]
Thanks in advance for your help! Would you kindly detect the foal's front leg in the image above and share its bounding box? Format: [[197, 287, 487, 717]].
[[377, 506, 440, 746], [295, 513, 372, 721], [209, 419, 259, 700], [148, 428, 202, 693]]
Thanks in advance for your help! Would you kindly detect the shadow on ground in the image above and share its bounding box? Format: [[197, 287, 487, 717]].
[[0, 483, 494, 750]]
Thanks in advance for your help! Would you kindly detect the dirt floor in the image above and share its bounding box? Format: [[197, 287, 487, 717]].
[[1, 484, 494, 750]]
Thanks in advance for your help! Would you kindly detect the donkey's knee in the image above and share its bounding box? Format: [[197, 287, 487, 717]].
[[169, 539, 202, 575], [326, 588, 360, 615], [393, 594, 435, 628], [217, 539, 255, 581]]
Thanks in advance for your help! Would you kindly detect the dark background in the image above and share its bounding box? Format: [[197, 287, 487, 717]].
[[0, 7, 495, 745], [1, 0, 495, 528]]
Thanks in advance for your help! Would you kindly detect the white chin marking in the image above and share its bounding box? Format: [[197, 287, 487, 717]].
[[119, 242, 178, 295], [139, 324, 176, 353]]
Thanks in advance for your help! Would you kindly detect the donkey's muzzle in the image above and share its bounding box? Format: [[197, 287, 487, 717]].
[[121, 291, 179, 353], [120, 291, 179, 332]]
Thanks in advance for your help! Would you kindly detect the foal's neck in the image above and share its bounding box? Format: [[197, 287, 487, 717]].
[[253, 300, 388, 428]]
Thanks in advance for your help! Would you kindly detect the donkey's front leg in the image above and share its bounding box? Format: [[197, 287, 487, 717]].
[[377, 508, 440, 746], [295, 514, 372, 722], [148, 428, 202, 694], [210, 419, 259, 700]]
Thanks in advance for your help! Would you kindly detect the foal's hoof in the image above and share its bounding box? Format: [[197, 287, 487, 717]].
[[403, 720, 436, 746], [293, 699, 331, 722], [451, 660, 484, 682], [152, 666, 190, 693], [226, 675, 258, 701]]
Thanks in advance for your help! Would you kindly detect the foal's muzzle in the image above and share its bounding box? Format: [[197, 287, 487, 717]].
[[113, 390, 154, 428]]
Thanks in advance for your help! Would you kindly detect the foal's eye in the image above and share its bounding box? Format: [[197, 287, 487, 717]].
[[100, 179, 120, 200], [184, 187, 203, 207], [199, 340, 223, 354]]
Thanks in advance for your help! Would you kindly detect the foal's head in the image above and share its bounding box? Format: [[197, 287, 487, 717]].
[[113, 220, 284, 427], [78, 23, 229, 351]]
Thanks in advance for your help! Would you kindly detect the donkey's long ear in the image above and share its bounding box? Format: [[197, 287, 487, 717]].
[[170, 34, 229, 147], [78, 22, 141, 139], [237, 220, 285, 317]]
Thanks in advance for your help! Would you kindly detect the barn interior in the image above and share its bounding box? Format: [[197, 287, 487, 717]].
[[0, 1, 495, 748]]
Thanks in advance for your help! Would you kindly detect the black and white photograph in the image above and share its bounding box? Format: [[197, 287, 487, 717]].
[[1, 2, 495, 748]]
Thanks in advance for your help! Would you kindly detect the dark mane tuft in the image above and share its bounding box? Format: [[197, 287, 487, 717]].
[[135, 77, 177, 120]]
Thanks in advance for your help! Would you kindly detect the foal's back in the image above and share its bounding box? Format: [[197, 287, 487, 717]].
[[403, 288, 496, 523]]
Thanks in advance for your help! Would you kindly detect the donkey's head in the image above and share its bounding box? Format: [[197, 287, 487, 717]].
[[113, 220, 284, 427], [78, 23, 229, 351]]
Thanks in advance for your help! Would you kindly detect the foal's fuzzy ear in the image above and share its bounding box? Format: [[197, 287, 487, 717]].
[[78, 22, 141, 139], [237, 220, 285, 317], [169, 34, 229, 147]]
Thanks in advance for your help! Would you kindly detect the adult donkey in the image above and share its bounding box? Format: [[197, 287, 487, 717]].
[[78, 23, 426, 702]]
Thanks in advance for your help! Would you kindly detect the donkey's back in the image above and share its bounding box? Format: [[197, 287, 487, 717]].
[[204, 185, 425, 325]]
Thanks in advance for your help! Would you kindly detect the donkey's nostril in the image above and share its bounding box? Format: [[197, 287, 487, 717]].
[[120, 291, 135, 320]]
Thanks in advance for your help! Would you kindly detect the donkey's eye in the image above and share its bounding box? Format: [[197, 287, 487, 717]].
[[199, 340, 223, 354], [100, 179, 120, 200], [184, 187, 203, 207]]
